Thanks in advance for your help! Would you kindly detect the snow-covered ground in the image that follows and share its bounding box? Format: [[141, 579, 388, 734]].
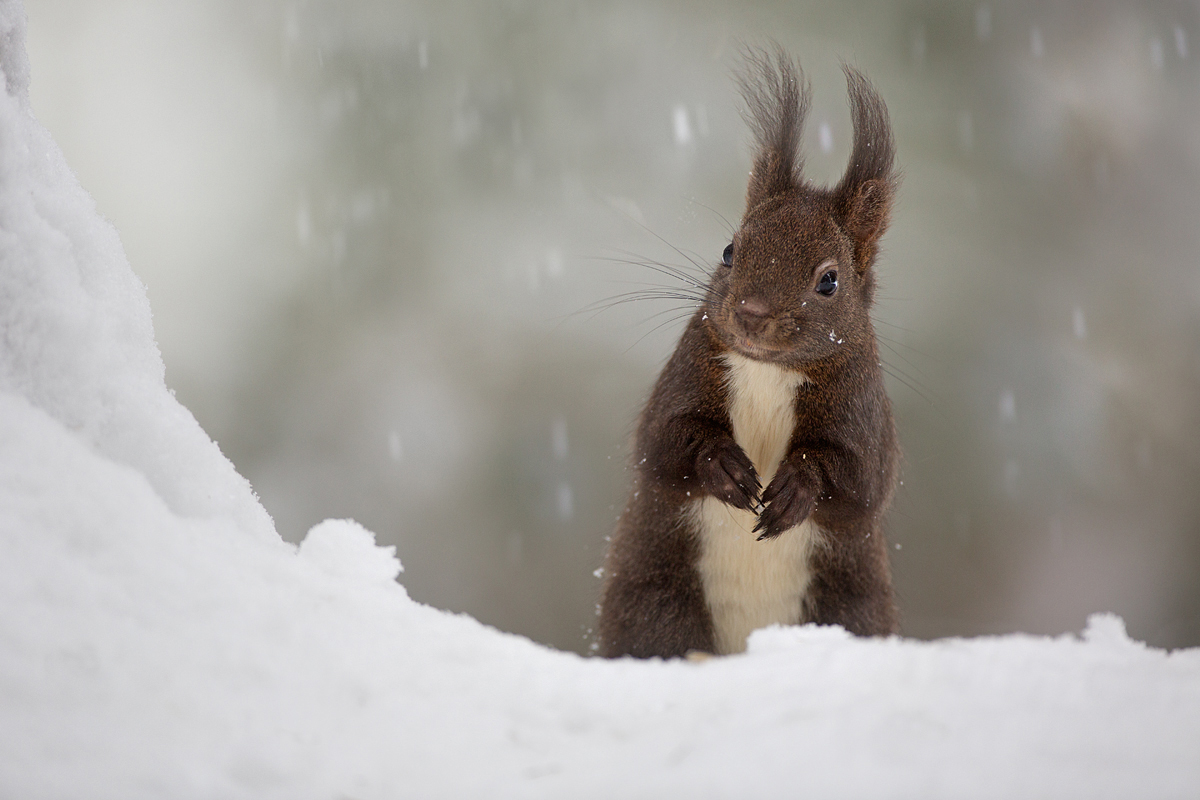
[[0, 3, 1198, 797]]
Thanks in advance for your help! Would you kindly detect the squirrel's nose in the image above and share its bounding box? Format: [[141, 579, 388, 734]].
[[734, 297, 772, 334]]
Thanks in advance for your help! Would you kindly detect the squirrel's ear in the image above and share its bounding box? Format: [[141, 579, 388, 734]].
[[738, 46, 811, 213], [833, 66, 897, 273], [842, 179, 893, 270]]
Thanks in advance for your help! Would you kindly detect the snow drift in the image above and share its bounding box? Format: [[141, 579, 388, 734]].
[[0, 3, 1197, 798]]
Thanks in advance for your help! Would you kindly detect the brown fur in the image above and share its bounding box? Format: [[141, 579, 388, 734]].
[[598, 48, 900, 658]]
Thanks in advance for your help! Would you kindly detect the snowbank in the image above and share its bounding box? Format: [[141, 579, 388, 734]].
[[0, 3, 1197, 798]]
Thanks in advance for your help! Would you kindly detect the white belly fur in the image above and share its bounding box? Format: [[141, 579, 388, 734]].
[[694, 352, 818, 655]]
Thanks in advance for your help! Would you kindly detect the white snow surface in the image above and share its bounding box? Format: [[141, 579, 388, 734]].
[[1, 5, 1198, 798]]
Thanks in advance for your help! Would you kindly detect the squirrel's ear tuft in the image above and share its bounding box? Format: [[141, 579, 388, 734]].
[[833, 66, 898, 273], [737, 45, 811, 214]]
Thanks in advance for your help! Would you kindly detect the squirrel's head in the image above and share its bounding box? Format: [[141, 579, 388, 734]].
[[705, 49, 898, 369]]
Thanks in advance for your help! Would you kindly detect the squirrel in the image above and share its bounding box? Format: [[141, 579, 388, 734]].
[[597, 48, 901, 658]]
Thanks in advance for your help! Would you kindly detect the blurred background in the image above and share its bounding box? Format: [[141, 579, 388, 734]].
[[23, 0, 1200, 653]]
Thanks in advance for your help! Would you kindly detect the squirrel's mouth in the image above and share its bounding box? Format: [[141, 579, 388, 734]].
[[729, 335, 791, 363], [704, 307, 797, 363]]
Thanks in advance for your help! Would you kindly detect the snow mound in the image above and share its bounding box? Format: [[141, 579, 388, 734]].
[[299, 518, 404, 586], [0, 4, 271, 538], [0, 4, 1197, 798]]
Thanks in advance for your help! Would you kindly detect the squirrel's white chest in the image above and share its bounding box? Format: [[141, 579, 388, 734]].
[[693, 352, 818, 655]]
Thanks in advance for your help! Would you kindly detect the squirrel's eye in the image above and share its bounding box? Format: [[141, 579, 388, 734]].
[[817, 270, 838, 297], [721, 243, 733, 268]]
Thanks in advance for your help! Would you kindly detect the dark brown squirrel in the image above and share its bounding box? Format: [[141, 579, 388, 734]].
[[597, 49, 900, 658]]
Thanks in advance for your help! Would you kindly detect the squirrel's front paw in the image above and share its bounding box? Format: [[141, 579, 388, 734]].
[[754, 459, 816, 540], [695, 439, 761, 512]]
